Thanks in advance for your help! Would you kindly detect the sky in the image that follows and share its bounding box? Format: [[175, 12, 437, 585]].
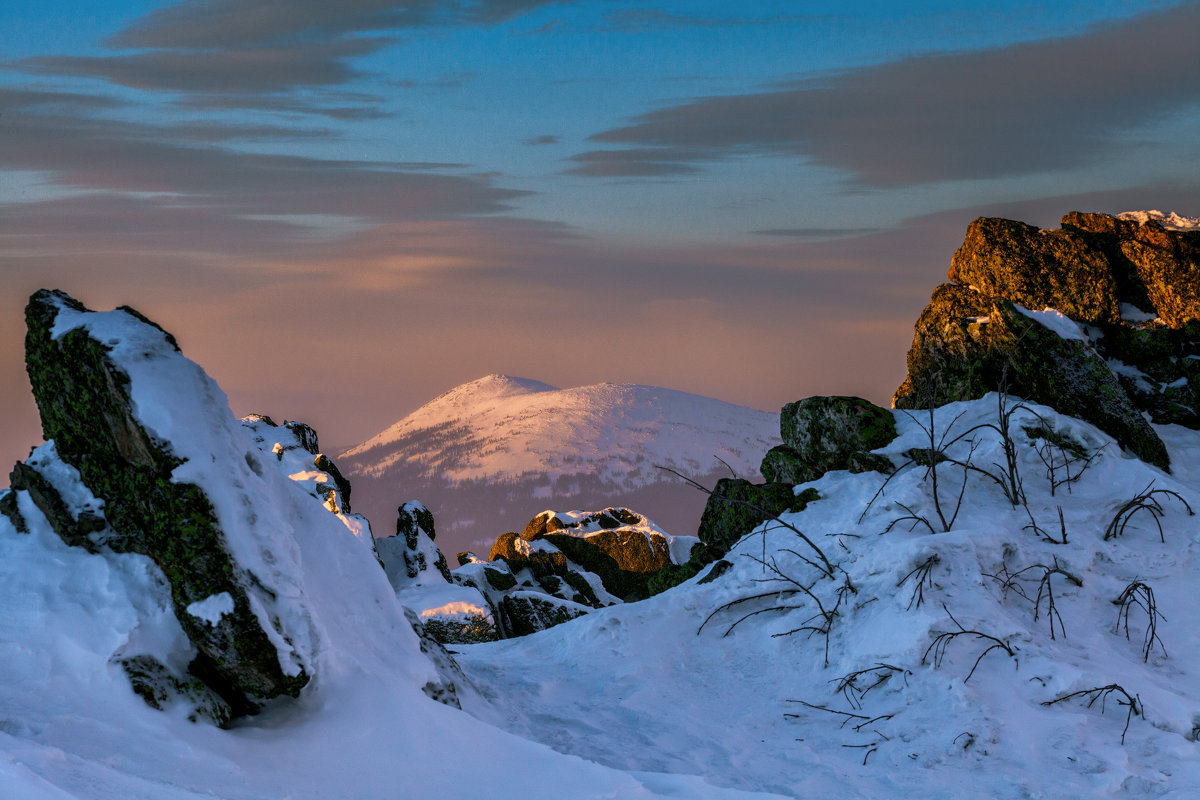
[[2, 0, 1198, 461]]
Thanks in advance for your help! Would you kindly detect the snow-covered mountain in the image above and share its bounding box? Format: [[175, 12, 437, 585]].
[[338, 374, 781, 556]]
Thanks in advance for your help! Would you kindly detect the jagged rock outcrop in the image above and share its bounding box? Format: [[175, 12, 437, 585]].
[[895, 211, 1200, 471], [378, 501, 452, 586], [370, 502, 498, 645], [406, 506, 701, 639], [20, 290, 310, 720]]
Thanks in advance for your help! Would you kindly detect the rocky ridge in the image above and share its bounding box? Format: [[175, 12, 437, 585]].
[[893, 210, 1200, 470]]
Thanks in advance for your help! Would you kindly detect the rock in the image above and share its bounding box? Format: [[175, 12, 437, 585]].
[[0, 489, 26, 533], [894, 212, 1200, 468], [697, 479, 819, 555], [22, 289, 310, 719], [377, 501, 452, 588], [948, 216, 1121, 325], [897, 295, 1169, 469], [527, 507, 693, 601], [780, 396, 897, 478], [118, 655, 231, 727], [1062, 212, 1200, 328], [760, 445, 821, 485], [499, 591, 590, 637], [488, 531, 570, 579], [284, 420, 320, 455]]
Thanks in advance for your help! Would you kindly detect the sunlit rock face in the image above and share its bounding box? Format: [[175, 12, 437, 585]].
[[895, 211, 1200, 471], [396, 506, 701, 640]]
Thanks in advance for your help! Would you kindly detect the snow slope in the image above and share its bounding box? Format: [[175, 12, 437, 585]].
[[0, 307, 785, 800], [457, 397, 1200, 799], [339, 374, 781, 555]]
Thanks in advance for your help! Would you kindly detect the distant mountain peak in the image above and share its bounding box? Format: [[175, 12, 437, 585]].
[[338, 375, 781, 557]]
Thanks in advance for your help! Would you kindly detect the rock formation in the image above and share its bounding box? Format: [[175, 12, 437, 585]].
[[894, 211, 1200, 471], [19, 290, 311, 720], [8, 289, 463, 722]]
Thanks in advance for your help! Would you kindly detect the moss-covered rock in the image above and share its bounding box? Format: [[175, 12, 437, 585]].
[[896, 293, 1170, 470], [777, 396, 896, 482], [23, 290, 309, 719], [488, 531, 570, 578], [118, 655, 232, 727], [697, 478, 811, 555], [760, 445, 821, 485], [898, 212, 1200, 454], [543, 527, 672, 601]]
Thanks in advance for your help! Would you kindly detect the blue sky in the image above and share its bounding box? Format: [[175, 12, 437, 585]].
[[2, 0, 1198, 457]]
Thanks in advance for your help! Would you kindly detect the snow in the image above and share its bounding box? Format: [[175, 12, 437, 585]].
[[340, 374, 780, 486], [185, 593, 234, 626], [1117, 210, 1200, 231], [1120, 303, 1160, 324], [1014, 304, 1087, 341], [8, 297, 1200, 798], [3, 302, 777, 799], [456, 397, 1200, 798]]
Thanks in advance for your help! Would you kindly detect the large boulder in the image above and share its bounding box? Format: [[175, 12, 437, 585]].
[[948, 216, 1121, 325], [896, 212, 1200, 470], [779, 396, 897, 477], [22, 290, 310, 718]]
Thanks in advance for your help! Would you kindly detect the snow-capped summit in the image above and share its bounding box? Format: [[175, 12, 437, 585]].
[[339, 376, 781, 557]]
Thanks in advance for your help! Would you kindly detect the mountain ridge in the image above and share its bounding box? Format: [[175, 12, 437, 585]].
[[337, 375, 781, 556]]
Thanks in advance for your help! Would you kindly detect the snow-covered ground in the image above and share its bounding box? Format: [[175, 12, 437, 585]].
[[4, 305, 1200, 798], [457, 398, 1200, 799]]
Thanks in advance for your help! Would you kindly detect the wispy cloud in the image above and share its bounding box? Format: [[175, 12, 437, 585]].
[[597, 9, 839, 34], [13, 0, 577, 113], [563, 147, 703, 177], [578, 2, 1200, 186], [0, 87, 524, 223]]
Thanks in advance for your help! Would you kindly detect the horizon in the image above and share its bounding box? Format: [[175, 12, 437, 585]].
[[3, 0, 1199, 461]]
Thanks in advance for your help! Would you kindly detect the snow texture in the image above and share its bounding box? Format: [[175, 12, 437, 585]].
[[185, 593, 234, 627], [1117, 209, 1200, 231], [1014, 304, 1088, 341]]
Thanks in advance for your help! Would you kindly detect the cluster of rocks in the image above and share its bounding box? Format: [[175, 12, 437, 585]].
[[376, 504, 703, 643], [894, 212, 1200, 471]]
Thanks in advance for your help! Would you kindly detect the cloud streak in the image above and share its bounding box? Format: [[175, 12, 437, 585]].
[[0, 87, 523, 223], [13, 0, 578, 111], [579, 2, 1200, 185]]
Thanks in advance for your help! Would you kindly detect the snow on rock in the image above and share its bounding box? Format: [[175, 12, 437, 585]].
[[185, 593, 234, 626], [1117, 209, 1200, 231], [377, 500, 452, 589], [1014, 304, 1087, 341]]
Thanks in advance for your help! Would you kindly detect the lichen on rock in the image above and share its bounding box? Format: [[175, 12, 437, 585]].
[[896, 212, 1200, 471], [22, 289, 310, 721]]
